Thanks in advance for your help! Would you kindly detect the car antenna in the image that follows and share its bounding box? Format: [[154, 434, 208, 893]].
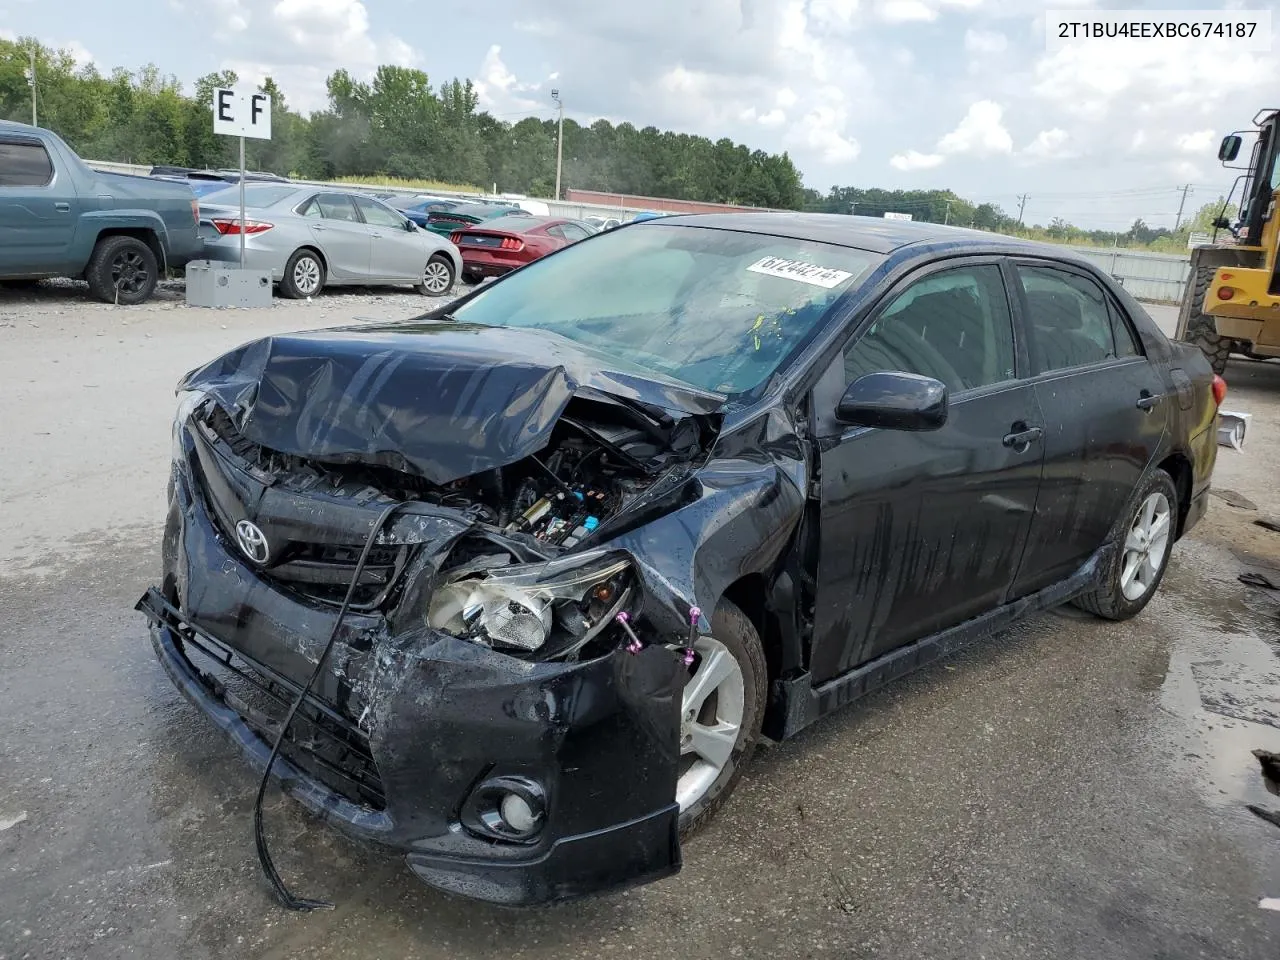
[[252, 500, 405, 911]]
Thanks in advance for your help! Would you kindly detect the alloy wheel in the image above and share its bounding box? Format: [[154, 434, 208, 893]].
[[422, 260, 452, 293], [110, 250, 149, 295], [1119, 491, 1172, 601], [676, 635, 746, 812], [293, 257, 321, 296]]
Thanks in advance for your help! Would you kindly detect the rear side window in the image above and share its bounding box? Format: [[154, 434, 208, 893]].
[[1019, 265, 1127, 373], [1107, 300, 1141, 357], [560, 223, 590, 242], [315, 194, 359, 222], [844, 264, 1016, 393], [0, 140, 54, 187]]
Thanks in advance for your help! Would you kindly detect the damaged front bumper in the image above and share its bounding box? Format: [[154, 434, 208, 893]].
[[138, 463, 686, 906]]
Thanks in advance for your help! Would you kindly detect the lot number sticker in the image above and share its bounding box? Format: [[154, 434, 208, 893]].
[[747, 256, 852, 288]]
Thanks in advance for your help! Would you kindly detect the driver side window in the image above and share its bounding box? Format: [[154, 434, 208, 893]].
[[843, 264, 1016, 393]]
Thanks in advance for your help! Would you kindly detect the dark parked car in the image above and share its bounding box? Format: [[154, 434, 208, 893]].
[[139, 214, 1221, 908], [385, 194, 466, 228], [0, 121, 201, 303], [450, 214, 593, 283], [421, 201, 523, 237]]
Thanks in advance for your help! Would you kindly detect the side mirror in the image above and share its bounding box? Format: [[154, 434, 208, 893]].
[[405, 219, 417, 232], [836, 371, 948, 432], [1219, 134, 1242, 162]]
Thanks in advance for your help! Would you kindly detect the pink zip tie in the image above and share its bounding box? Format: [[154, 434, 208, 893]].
[[616, 611, 644, 654], [681, 606, 701, 666]]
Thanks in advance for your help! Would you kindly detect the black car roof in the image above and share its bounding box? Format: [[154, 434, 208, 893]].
[[647, 211, 1050, 256]]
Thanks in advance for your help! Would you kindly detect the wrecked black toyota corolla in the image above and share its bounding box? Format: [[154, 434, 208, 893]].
[[139, 213, 1221, 906]]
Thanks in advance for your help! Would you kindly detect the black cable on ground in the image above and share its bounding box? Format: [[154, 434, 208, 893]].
[[253, 500, 404, 911]]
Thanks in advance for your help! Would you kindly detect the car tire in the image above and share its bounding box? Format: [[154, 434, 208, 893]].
[[417, 254, 455, 297], [1072, 468, 1179, 621], [85, 235, 158, 305], [461, 270, 482, 286], [677, 598, 768, 838], [280, 249, 325, 299], [1182, 265, 1230, 375]]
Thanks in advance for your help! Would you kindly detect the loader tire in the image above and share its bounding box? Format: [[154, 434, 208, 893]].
[[1182, 265, 1230, 375]]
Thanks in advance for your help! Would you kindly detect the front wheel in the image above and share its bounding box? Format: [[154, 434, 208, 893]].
[[1072, 469, 1178, 620], [417, 254, 455, 296], [280, 249, 325, 299], [1181, 265, 1229, 375], [676, 599, 767, 836]]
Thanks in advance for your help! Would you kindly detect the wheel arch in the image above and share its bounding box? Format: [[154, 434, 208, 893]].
[[1155, 450, 1193, 539]]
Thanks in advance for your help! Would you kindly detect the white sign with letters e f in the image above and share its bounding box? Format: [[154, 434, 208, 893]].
[[212, 88, 272, 140]]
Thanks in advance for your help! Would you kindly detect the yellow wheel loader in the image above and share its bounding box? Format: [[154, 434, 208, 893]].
[[1175, 109, 1280, 373]]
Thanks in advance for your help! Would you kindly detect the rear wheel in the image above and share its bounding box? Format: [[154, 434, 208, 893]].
[[676, 599, 767, 836], [85, 235, 158, 305], [417, 254, 455, 296], [1182, 265, 1230, 374], [280, 249, 325, 299], [1073, 469, 1178, 621]]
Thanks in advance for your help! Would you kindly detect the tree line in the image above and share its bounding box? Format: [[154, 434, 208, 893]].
[[1, 37, 1227, 251]]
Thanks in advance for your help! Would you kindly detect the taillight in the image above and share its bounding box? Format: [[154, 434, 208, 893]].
[[190, 199, 199, 225], [1212, 375, 1227, 407], [500, 237, 523, 251], [450, 232, 462, 244], [210, 218, 274, 236], [1217, 285, 1235, 300]]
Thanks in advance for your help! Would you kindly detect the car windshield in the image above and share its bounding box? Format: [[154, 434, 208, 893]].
[[447, 223, 881, 394], [201, 184, 298, 207]]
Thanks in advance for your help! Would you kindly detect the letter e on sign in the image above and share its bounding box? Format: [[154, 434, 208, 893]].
[[212, 87, 273, 140]]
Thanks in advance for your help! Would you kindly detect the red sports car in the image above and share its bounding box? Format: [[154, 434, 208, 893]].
[[452, 216, 595, 284]]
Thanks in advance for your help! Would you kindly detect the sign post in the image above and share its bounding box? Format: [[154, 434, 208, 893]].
[[212, 87, 273, 269]]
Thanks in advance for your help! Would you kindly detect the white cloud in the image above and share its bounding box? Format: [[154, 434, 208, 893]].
[[1022, 128, 1069, 160], [0, 28, 15, 41], [937, 100, 1012, 156], [474, 44, 547, 116], [64, 40, 93, 68], [877, 0, 935, 22], [964, 28, 1007, 55], [1176, 129, 1215, 154], [890, 149, 944, 170], [757, 108, 786, 127]]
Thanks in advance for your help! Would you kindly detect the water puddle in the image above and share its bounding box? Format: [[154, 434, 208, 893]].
[[1152, 538, 1280, 822]]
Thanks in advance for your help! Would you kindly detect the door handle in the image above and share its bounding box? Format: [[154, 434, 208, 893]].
[[1003, 424, 1044, 450], [54, 202, 70, 212], [312, 224, 326, 232], [1136, 390, 1163, 411]]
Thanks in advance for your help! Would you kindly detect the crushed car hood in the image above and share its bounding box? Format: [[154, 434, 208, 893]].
[[179, 321, 725, 485]]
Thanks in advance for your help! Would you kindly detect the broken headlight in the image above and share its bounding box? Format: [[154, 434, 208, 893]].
[[172, 389, 207, 462], [428, 550, 633, 658]]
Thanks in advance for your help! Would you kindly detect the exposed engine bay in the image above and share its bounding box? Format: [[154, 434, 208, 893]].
[[192, 393, 713, 662]]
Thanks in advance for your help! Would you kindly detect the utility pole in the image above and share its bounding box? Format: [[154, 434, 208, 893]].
[[551, 89, 564, 201], [943, 199, 953, 225], [1016, 193, 1029, 226], [1174, 183, 1193, 230], [23, 47, 36, 126]]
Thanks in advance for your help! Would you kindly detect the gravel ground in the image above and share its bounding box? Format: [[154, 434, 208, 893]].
[[1, 287, 1278, 960]]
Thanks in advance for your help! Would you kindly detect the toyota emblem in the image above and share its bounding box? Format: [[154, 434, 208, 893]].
[[235, 519, 270, 564]]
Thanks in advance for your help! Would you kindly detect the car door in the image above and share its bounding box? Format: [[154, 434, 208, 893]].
[[1007, 260, 1168, 596], [0, 135, 78, 274], [300, 193, 371, 282], [808, 259, 1047, 683], [353, 195, 425, 281]]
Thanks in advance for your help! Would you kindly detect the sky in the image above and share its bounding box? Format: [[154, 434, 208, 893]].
[[2, 0, 1277, 230]]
